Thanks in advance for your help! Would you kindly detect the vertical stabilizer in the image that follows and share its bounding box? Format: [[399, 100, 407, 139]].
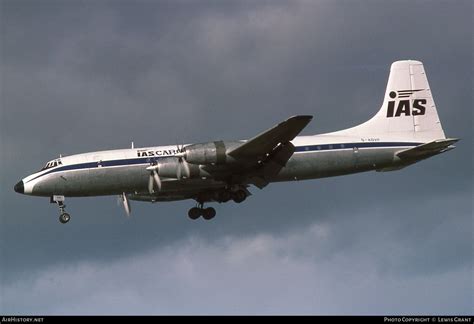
[[335, 60, 446, 140]]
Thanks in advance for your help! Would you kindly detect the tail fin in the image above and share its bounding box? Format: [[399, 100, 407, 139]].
[[338, 60, 446, 140]]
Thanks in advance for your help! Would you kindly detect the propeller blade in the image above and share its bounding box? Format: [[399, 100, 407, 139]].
[[176, 157, 190, 179], [147, 164, 161, 193], [146, 165, 159, 171], [152, 170, 161, 191], [121, 193, 131, 217], [177, 162, 182, 179], [175, 143, 186, 158], [148, 174, 154, 193], [182, 159, 190, 178]]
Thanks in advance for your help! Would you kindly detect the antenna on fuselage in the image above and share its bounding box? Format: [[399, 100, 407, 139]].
[[131, 141, 134, 149]]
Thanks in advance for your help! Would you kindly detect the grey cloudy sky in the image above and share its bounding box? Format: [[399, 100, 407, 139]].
[[0, 0, 472, 315]]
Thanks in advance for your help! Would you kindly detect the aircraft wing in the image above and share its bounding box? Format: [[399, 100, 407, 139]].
[[396, 138, 459, 160], [224, 115, 312, 188], [227, 115, 313, 161]]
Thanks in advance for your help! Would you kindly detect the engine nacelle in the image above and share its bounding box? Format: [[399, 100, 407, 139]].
[[183, 141, 227, 165], [156, 158, 180, 178], [156, 157, 201, 179]]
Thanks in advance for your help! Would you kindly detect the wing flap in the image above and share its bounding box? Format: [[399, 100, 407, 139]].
[[247, 142, 296, 189]]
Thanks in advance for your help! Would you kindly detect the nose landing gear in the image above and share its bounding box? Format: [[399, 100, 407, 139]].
[[59, 211, 70, 224], [51, 195, 70, 224]]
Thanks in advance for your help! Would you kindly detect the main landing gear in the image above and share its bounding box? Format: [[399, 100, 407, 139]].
[[51, 195, 70, 224], [231, 189, 247, 203], [216, 189, 247, 203], [188, 203, 216, 220], [187, 188, 249, 220]]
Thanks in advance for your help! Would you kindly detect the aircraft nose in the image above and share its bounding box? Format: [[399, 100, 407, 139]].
[[14, 180, 24, 194]]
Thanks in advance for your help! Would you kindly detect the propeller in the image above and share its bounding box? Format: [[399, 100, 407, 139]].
[[176, 144, 190, 179], [176, 157, 190, 179], [175, 143, 186, 158], [120, 192, 131, 217], [146, 164, 161, 193]]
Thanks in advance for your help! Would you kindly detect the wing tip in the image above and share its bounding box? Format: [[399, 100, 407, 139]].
[[286, 115, 313, 124], [289, 114, 313, 120]]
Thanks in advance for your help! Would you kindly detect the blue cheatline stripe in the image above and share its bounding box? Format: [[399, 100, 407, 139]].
[[26, 142, 422, 184], [294, 141, 422, 152], [26, 157, 156, 184]]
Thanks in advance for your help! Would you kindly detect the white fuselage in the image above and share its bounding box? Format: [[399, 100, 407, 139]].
[[13, 60, 456, 224], [20, 133, 422, 201]]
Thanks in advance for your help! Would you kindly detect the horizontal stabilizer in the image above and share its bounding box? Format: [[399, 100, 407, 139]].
[[396, 138, 459, 160], [228, 115, 313, 160]]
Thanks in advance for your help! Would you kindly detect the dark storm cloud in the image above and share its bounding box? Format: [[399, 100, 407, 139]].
[[2, 218, 470, 314], [1, 0, 472, 314]]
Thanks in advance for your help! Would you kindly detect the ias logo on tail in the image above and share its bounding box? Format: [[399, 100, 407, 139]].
[[386, 89, 426, 118]]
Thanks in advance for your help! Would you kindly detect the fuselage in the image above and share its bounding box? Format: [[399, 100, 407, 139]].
[[17, 133, 422, 200], [12, 60, 457, 224], [14, 60, 459, 223]]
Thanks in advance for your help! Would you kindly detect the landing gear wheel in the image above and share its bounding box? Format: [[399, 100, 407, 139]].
[[59, 213, 70, 224], [52, 196, 70, 224], [188, 207, 201, 220], [202, 207, 216, 220], [219, 191, 232, 203], [232, 190, 247, 203]]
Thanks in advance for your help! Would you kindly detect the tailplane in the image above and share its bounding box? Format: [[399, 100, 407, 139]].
[[335, 60, 446, 141]]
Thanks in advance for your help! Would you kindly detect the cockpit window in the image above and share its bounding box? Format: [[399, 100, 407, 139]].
[[41, 159, 62, 171]]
